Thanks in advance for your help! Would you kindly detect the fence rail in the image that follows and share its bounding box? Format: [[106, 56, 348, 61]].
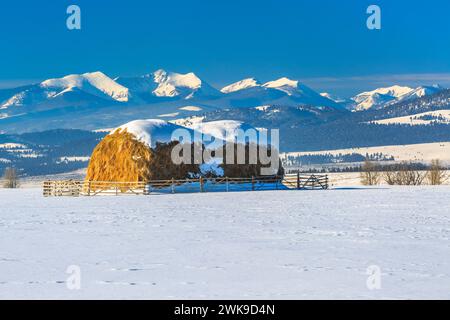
[[43, 174, 328, 197], [283, 173, 329, 190]]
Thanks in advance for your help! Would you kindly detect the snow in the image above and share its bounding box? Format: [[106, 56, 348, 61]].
[[114, 119, 191, 148], [178, 106, 202, 112], [157, 112, 180, 118], [394, 85, 443, 104], [199, 157, 224, 177], [152, 69, 202, 97], [0, 143, 27, 149], [320, 92, 346, 104], [372, 110, 450, 125], [2, 91, 28, 108], [282, 141, 450, 165], [188, 120, 258, 144], [171, 116, 205, 127], [254, 105, 271, 111], [41, 71, 129, 102], [263, 77, 299, 96], [220, 78, 260, 93], [93, 128, 114, 133], [1, 187, 450, 299], [352, 85, 414, 111], [351, 85, 445, 111], [356, 85, 414, 101], [58, 156, 90, 163], [113, 119, 257, 149]]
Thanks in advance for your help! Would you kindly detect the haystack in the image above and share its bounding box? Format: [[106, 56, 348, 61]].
[[85, 119, 283, 190], [86, 121, 199, 188]]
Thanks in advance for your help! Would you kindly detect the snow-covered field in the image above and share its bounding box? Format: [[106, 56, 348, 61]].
[[372, 110, 450, 125], [1, 187, 450, 299], [325, 171, 450, 187], [282, 141, 450, 165]]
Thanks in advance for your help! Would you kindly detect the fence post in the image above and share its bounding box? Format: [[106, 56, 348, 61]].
[[297, 171, 300, 190], [252, 176, 255, 191], [171, 178, 175, 194], [226, 177, 229, 192], [87, 181, 91, 196], [200, 177, 204, 192]]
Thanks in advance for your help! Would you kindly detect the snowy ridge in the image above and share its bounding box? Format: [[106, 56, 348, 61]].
[[262, 77, 299, 96], [394, 85, 443, 104], [372, 110, 450, 125], [151, 69, 221, 99], [320, 92, 348, 104], [152, 69, 201, 97], [351, 85, 445, 111], [351, 85, 414, 111], [221, 78, 260, 93], [41, 71, 130, 102]]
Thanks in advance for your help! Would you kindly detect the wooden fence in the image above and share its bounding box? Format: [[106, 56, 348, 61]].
[[43, 180, 83, 197], [43, 174, 328, 197], [283, 173, 329, 190]]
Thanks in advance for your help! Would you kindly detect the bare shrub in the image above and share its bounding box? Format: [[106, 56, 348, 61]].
[[383, 162, 426, 186], [383, 170, 397, 185], [3, 167, 19, 188], [427, 159, 448, 185], [360, 159, 380, 185]]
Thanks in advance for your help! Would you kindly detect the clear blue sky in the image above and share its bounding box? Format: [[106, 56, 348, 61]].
[[1, 0, 450, 96]]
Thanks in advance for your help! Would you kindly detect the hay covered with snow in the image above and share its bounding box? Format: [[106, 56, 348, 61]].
[[85, 123, 199, 183], [85, 119, 282, 185]]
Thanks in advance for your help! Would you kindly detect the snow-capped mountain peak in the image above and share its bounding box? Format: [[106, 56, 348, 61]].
[[351, 85, 414, 111], [41, 71, 129, 102], [220, 78, 261, 93], [397, 85, 443, 101], [263, 77, 299, 95], [151, 69, 219, 99], [351, 84, 445, 111], [152, 69, 201, 96]]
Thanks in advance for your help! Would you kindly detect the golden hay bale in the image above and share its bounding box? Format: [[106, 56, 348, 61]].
[[86, 129, 152, 183], [85, 129, 200, 191]]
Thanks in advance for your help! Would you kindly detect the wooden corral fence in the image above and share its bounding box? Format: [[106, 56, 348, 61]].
[[43, 180, 148, 197], [43, 180, 83, 197], [43, 174, 328, 197], [283, 173, 329, 190]]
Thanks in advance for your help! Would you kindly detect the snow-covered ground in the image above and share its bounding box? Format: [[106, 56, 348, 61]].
[[1, 187, 450, 299], [282, 141, 450, 165], [372, 110, 450, 125], [326, 171, 450, 187]]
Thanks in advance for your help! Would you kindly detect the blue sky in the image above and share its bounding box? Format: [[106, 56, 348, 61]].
[[1, 0, 450, 96]]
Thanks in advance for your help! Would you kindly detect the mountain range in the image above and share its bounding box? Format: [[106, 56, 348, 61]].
[[1, 69, 450, 176], [1, 68, 447, 134], [0, 69, 341, 112], [349, 84, 444, 111]]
